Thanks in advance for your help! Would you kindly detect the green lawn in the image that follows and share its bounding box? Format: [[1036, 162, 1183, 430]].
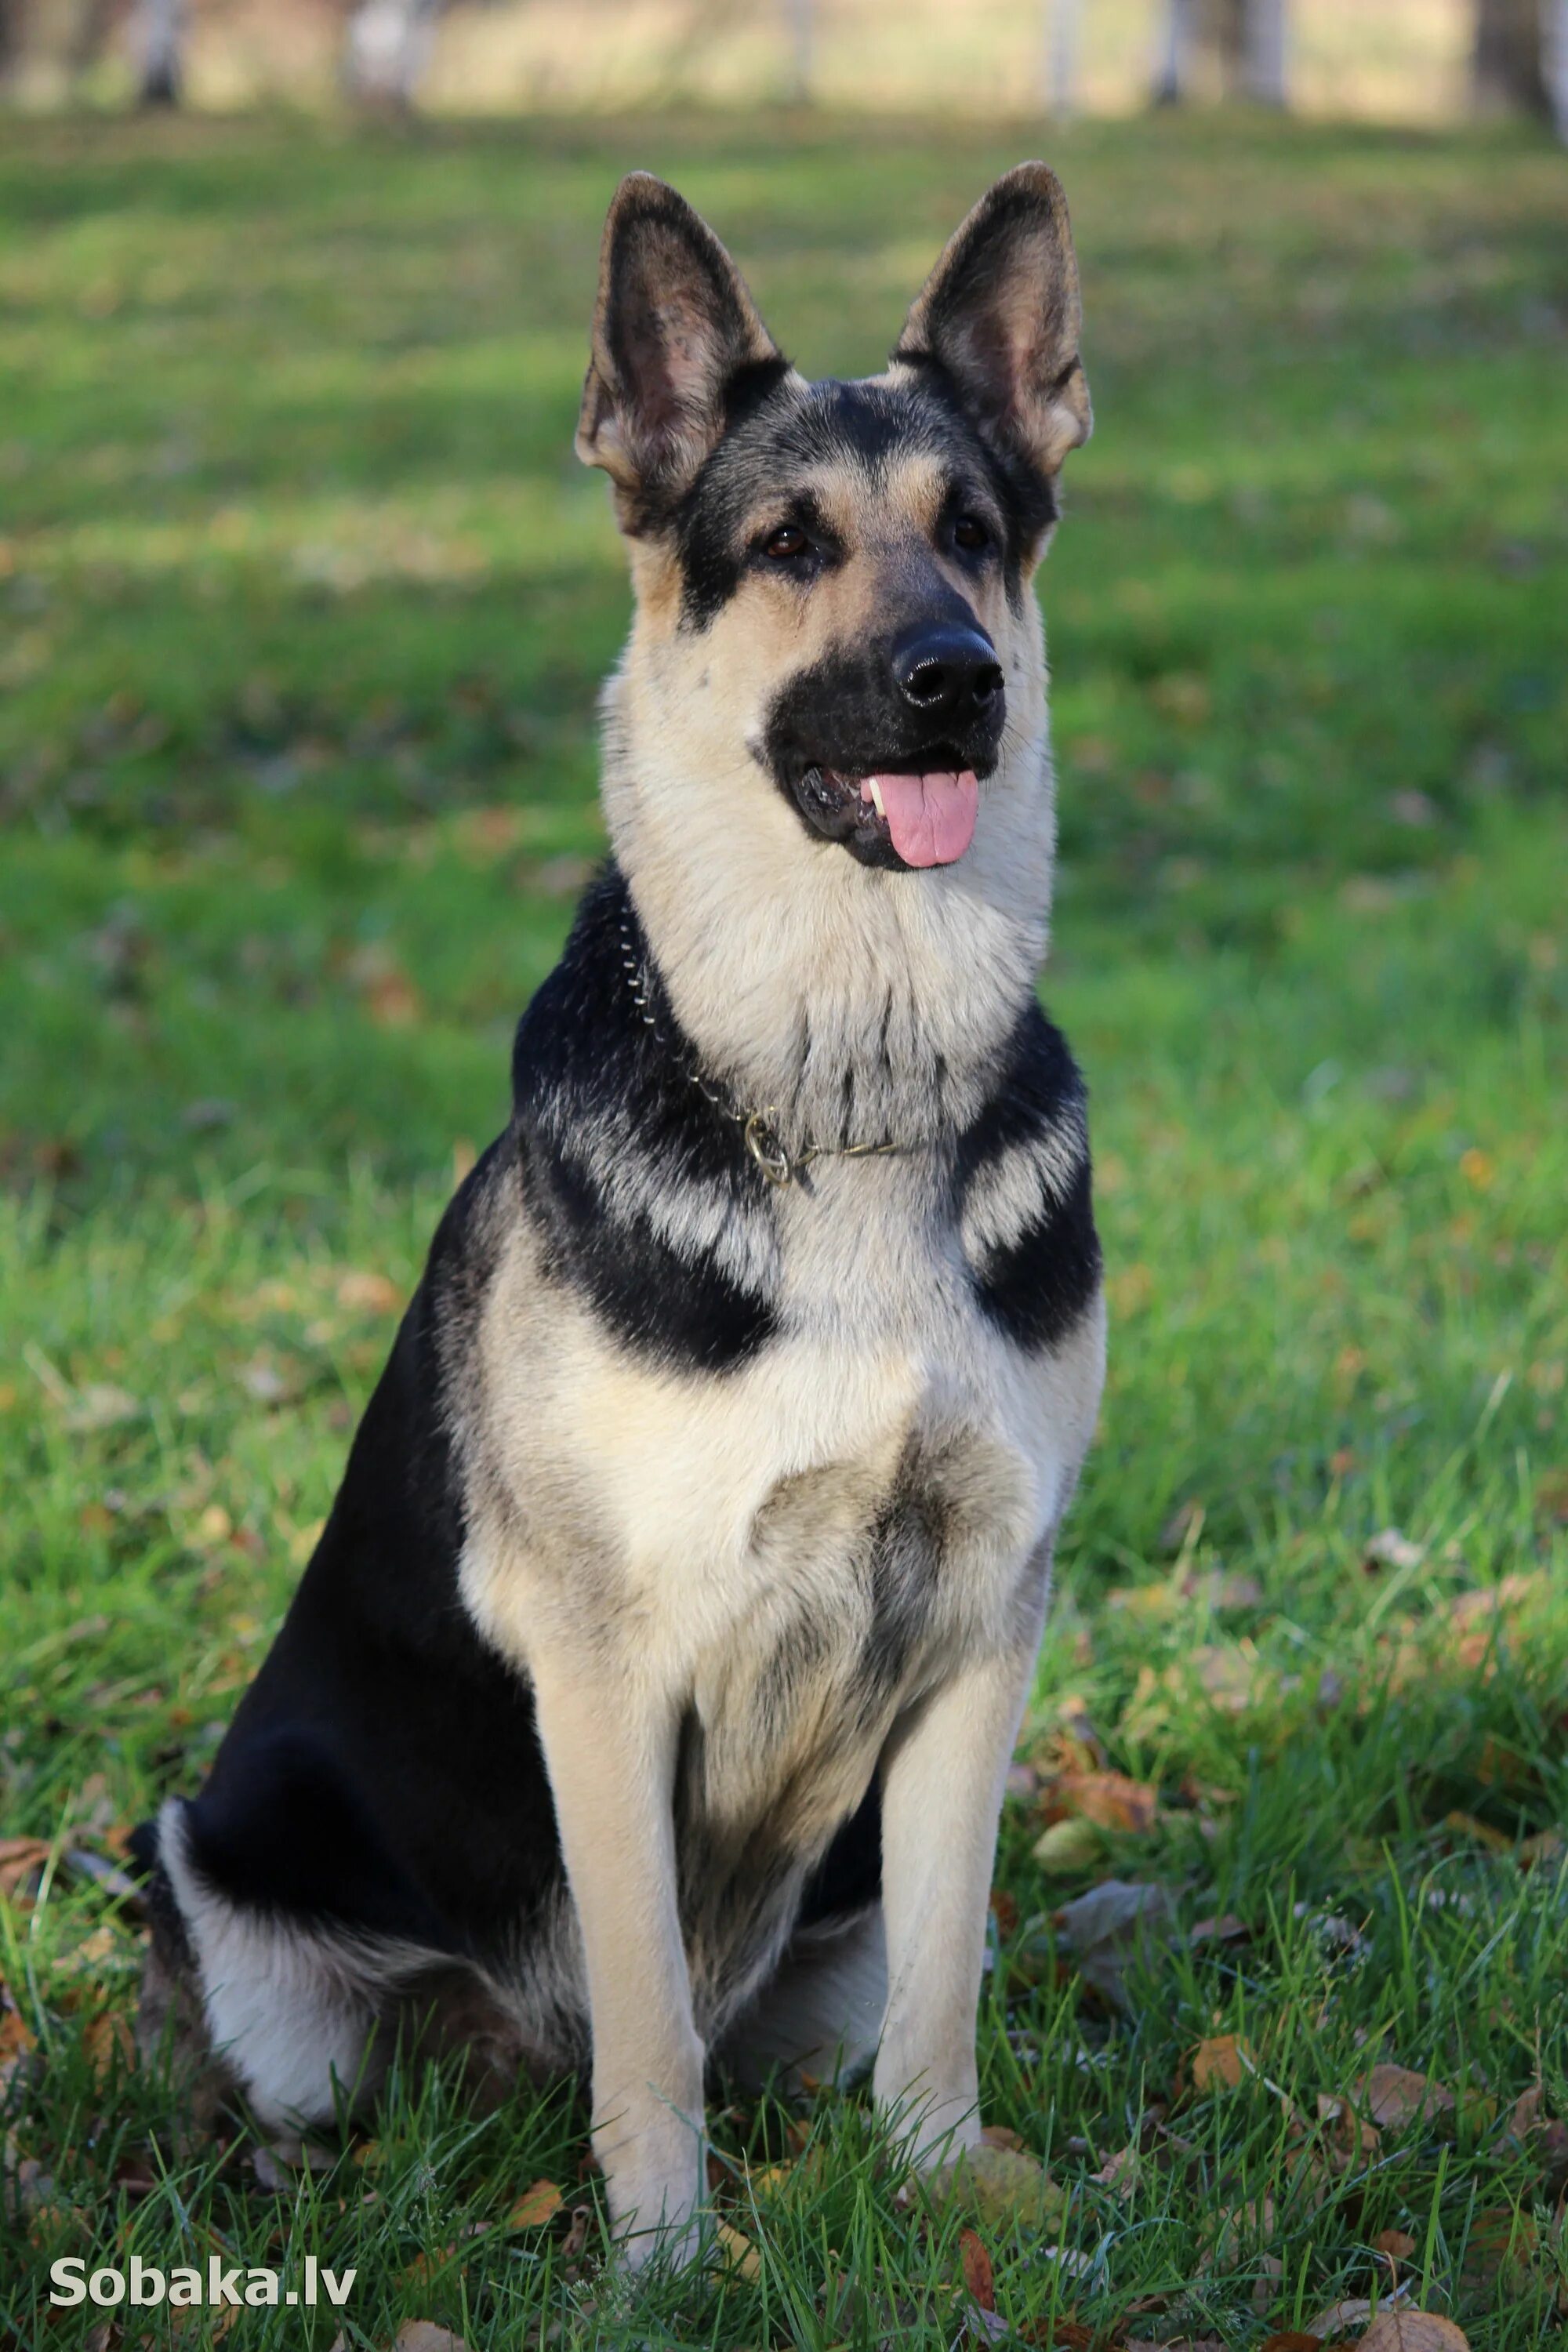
[[2, 110, 1566, 2352]]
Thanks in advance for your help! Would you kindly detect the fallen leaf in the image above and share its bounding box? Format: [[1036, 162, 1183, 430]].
[[1031, 1817, 1102, 1873], [1259, 2336, 1324, 2351], [0, 1839, 50, 1899], [0, 2004, 38, 2060], [560, 2204, 591, 2263], [1443, 1810, 1512, 1855], [1040, 2245, 1094, 2279], [1373, 2230, 1417, 2261], [1308, 2303, 1374, 2337], [978, 2124, 1025, 2154], [1046, 1769, 1159, 1835], [506, 2178, 562, 2228], [1091, 2143, 1138, 2198], [1364, 1528, 1424, 1573], [1126, 2339, 1226, 2352], [336, 1270, 401, 1313], [1018, 2323, 1094, 2350], [1462, 2205, 1537, 2290], [62, 1384, 142, 1433], [1251, 2252, 1285, 2310], [958, 2227, 996, 2311], [1356, 2316, 1468, 2351], [1189, 1913, 1250, 1946], [1356, 2064, 1454, 2131], [82, 2011, 135, 2079], [1053, 1878, 1174, 2011], [1191, 2032, 1254, 2092], [391, 2328, 468, 2352], [715, 2221, 760, 2280], [922, 2142, 1065, 2232]]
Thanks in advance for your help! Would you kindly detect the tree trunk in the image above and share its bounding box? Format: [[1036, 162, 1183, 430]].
[[343, 0, 445, 109], [1242, 0, 1288, 103], [1544, 0, 1568, 136], [135, 0, 183, 103], [782, 0, 811, 103], [1152, 0, 1196, 103], [1043, 0, 1083, 116], [1471, 0, 1548, 114]]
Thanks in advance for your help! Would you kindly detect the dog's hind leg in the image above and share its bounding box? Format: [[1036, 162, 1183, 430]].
[[717, 1904, 886, 2096], [155, 1798, 383, 2132]]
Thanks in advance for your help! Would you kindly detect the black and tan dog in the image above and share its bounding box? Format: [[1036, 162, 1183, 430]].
[[136, 163, 1105, 2264]]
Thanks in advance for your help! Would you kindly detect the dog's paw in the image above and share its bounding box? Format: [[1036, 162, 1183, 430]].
[[606, 2190, 710, 2275]]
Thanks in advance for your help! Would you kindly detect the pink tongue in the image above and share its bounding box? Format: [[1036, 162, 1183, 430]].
[[862, 771, 979, 868]]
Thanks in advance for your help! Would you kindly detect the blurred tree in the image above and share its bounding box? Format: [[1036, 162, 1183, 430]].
[[343, 0, 445, 107], [1472, 0, 1543, 110], [1154, 0, 1289, 107], [782, 0, 811, 103], [1043, 0, 1084, 117], [135, 0, 182, 101]]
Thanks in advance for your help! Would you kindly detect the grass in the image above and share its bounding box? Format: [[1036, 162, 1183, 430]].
[[2, 106, 1566, 2352]]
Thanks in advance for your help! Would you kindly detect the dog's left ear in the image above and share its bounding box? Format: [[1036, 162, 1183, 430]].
[[576, 172, 783, 517], [895, 162, 1091, 490]]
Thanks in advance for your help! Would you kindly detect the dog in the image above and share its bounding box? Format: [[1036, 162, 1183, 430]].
[[134, 162, 1105, 2266]]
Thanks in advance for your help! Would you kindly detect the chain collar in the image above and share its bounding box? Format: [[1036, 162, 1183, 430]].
[[618, 911, 910, 1188]]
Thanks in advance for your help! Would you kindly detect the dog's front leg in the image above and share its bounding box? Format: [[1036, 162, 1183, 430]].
[[529, 1657, 705, 2267], [873, 1617, 1044, 2166]]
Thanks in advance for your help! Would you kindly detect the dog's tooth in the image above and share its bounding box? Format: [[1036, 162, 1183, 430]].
[[868, 778, 886, 820]]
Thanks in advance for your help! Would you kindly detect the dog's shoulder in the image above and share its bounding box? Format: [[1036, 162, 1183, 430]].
[[953, 1000, 1102, 1354], [506, 865, 782, 1374]]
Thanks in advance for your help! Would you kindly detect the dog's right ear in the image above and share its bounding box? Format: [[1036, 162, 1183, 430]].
[[575, 174, 783, 519]]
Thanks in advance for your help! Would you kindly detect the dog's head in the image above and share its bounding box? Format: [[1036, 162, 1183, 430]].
[[577, 165, 1090, 882]]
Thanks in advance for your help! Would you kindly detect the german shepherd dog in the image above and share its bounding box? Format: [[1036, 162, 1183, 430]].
[[136, 163, 1105, 2265]]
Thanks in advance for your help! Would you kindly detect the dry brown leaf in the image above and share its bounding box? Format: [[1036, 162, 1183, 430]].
[[82, 2010, 136, 2079], [1189, 1913, 1250, 1946], [715, 2221, 760, 2280], [336, 1270, 401, 1314], [1462, 2205, 1537, 2290], [1308, 2302, 1374, 2337], [1191, 2032, 1254, 2092], [0, 2007, 37, 2064], [1443, 1810, 1512, 1855], [1258, 2336, 1324, 2351], [1091, 2143, 1139, 2198], [506, 2178, 562, 2229], [391, 2327, 468, 2352], [1356, 2314, 1468, 2351], [979, 2124, 1025, 2154], [1373, 2230, 1417, 2260], [958, 2227, 996, 2312], [1047, 1769, 1159, 1835], [1356, 2065, 1454, 2132], [0, 1839, 50, 1899]]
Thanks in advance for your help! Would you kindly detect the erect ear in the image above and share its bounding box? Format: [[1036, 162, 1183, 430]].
[[895, 162, 1091, 488], [575, 172, 784, 520]]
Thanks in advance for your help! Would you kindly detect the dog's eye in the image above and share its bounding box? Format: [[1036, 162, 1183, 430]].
[[764, 524, 809, 561], [953, 514, 990, 553]]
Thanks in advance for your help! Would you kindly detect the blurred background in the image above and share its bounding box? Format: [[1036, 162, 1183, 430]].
[[1, 0, 1566, 126]]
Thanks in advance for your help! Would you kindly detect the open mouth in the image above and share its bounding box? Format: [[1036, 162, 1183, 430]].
[[795, 762, 982, 870]]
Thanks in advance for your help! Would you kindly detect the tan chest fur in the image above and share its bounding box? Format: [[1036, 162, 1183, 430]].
[[457, 1152, 1105, 1862]]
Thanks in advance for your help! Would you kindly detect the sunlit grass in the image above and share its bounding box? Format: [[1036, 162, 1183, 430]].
[[1, 109, 1565, 2351]]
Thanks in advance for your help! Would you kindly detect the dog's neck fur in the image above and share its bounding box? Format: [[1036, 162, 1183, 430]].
[[598, 601, 1060, 1156]]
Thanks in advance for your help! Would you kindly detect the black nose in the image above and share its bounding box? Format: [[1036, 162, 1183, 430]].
[[892, 622, 1004, 725]]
